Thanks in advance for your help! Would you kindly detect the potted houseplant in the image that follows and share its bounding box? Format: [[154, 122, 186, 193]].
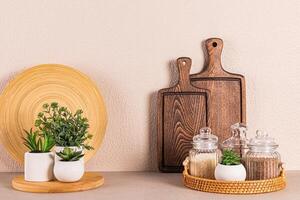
[[214, 149, 246, 181], [34, 102, 93, 160], [23, 128, 55, 182], [53, 147, 84, 182]]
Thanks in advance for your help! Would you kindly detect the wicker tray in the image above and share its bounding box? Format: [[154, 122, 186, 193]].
[[183, 160, 286, 194]]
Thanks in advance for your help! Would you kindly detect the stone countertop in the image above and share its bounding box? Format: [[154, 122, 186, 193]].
[[0, 171, 299, 200]]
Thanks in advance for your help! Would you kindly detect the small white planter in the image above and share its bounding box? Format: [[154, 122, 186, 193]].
[[214, 163, 246, 181], [55, 146, 83, 161], [24, 152, 54, 182], [53, 159, 84, 182]]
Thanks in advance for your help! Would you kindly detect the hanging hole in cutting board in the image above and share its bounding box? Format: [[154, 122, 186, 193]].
[[212, 42, 218, 47]]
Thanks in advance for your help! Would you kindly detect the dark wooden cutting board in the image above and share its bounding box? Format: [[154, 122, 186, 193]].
[[190, 38, 246, 143], [157, 57, 210, 172]]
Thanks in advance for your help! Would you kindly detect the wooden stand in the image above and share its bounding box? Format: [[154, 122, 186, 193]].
[[12, 172, 104, 193]]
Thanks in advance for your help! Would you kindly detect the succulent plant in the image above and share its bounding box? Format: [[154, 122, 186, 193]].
[[34, 102, 93, 150], [56, 147, 84, 161], [23, 128, 55, 153], [221, 149, 241, 165]]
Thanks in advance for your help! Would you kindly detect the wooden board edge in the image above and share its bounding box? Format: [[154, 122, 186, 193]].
[[11, 172, 104, 193]]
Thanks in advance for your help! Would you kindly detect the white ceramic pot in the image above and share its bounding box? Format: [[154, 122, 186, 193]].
[[214, 163, 246, 181], [55, 146, 83, 161], [53, 159, 84, 182], [24, 152, 54, 182]]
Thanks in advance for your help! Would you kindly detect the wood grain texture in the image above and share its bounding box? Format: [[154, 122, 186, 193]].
[[157, 57, 210, 172], [0, 64, 107, 164], [190, 38, 246, 142], [11, 172, 104, 193]]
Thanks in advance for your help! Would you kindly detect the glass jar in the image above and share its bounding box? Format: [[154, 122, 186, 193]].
[[245, 130, 281, 180], [221, 123, 248, 159], [188, 127, 219, 179]]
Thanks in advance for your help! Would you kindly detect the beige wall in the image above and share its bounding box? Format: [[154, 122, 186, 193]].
[[0, 0, 299, 172]]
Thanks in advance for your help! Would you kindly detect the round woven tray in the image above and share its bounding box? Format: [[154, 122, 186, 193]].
[[183, 160, 286, 194], [0, 64, 107, 164]]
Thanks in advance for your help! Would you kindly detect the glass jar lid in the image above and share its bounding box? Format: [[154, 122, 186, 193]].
[[222, 122, 248, 149], [248, 130, 278, 151], [192, 127, 218, 150]]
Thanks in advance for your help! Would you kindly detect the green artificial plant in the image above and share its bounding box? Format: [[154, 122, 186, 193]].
[[34, 102, 93, 150], [23, 128, 55, 153], [56, 147, 84, 161], [221, 149, 241, 165]]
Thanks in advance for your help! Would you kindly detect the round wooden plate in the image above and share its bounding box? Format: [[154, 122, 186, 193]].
[[0, 64, 107, 163], [12, 172, 104, 193]]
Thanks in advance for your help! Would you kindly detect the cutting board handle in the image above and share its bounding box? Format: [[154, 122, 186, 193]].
[[177, 57, 192, 89], [205, 38, 224, 74]]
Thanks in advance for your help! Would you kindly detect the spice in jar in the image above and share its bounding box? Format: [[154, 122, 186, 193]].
[[188, 127, 219, 179], [245, 130, 281, 180]]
